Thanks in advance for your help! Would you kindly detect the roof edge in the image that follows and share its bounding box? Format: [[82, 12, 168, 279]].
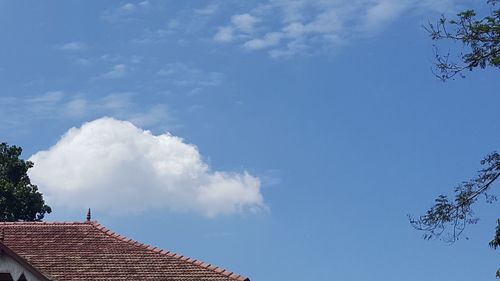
[[0, 221, 88, 225], [0, 241, 52, 281], [89, 221, 250, 281]]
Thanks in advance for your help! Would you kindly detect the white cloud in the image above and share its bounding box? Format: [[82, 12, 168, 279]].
[[231, 14, 259, 33], [214, 0, 468, 57], [29, 118, 265, 217], [214, 14, 259, 43], [122, 3, 136, 12], [363, 0, 411, 31], [214, 26, 235, 42], [244, 32, 283, 50], [138, 1, 151, 8], [57, 42, 87, 51]]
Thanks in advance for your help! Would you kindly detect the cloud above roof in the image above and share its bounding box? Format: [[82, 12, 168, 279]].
[[29, 117, 265, 217]]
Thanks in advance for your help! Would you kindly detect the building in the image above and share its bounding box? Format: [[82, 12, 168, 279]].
[[0, 218, 250, 281]]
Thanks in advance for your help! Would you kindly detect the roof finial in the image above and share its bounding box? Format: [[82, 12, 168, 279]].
[[86, 208, 91, 222]]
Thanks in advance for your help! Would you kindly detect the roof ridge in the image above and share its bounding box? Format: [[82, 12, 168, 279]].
[[0, 221, 88, 225], [89, 221, 249, 281]]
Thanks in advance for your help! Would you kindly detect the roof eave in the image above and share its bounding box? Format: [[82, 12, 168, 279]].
[[0, 242, 52, 281]]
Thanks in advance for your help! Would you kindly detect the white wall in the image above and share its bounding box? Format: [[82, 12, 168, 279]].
[[0, 253, 42, 281]]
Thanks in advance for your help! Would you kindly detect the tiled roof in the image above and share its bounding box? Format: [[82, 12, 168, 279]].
[[0, 221, 249, 281]]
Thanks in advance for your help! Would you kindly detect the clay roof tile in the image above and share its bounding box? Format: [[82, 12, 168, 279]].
[[0, 221, 250, 281]]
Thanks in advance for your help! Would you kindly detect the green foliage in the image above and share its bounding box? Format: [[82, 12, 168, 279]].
[[410, 152, 500, 242], [410, 152, 500, 277], [0, 142, 51, 221], [427, 0, 500, 80], [490, 219, 500, 277], [416, 1, 499, 277], [490, 219, 500, 250]]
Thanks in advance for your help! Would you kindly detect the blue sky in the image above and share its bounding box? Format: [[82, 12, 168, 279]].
[[1, 1, 499, 280]]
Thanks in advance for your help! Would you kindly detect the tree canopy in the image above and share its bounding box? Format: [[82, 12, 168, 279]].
[[0, 142, 51, 221], [411, 1, 500, 277], [428, 0, 499, 81], [410, 152, 500, 276], [410, 152, 500, 241]]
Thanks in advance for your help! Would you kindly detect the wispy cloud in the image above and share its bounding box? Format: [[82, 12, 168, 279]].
[[74, 58, 92, 66], [214, 26, 235, 42], [244, 32, 282, 50], [131, 27, 174, 44], [72, 54, 141, 68], [98, 64, 127, 79], [56, 41, 87, 51], [0, 91, 173, 129], [157, 63, 224, 88], [26, 91, 65, 103], [130, 3, 221, 44], [102, 1, 152, 22], [213, 0, 467, 57], [194, 2, 219, 15], [214, 13, 259, 43], [231, 13, 259, 33]]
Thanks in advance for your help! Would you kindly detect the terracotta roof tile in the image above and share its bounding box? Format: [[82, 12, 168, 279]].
[[0, 221, 250, 281]]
